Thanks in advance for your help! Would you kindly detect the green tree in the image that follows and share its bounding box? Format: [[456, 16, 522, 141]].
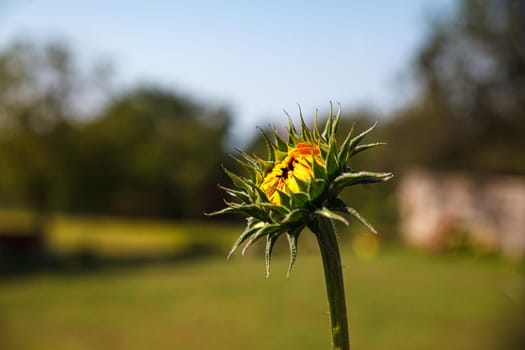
[[0, 40, 230, 220], [71, 86, 230, 218], [385, 0, 525, 174], [0, 40, 84, 216]]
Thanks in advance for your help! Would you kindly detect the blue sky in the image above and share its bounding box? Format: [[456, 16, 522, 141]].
[[0, 0, 453, 144]]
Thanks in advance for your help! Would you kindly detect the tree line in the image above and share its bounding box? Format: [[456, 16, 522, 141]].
[[0, 0, 523, 221], [0, 41, 229, 218]]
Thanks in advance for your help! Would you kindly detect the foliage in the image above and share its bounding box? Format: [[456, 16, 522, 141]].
[[69, 87, 229, 217], [2, 0, 523, 222], [383, 0, 525, 174], [0, 40, 230, 218], [0, 40, 89, 212]]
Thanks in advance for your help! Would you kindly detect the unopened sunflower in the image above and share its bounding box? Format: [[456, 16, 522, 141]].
[[208, 105, 392, 350], [209, 105, 392, 277]]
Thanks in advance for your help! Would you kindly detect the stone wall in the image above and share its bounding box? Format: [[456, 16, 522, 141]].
[[398, 170, 525, 259]]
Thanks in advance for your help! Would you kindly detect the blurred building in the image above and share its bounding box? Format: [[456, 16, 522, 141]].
[[398, 170, 525, 259]]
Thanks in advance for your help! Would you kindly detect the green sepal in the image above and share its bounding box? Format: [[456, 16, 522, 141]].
[[242, 224, 282, 255], [265, 232, 280, 278], [234, 147, 263, 173], [287, 113, 298, 137], [204, 206, 236, 217], [290, 191, 309, 208], [297, 105, 314, 142], [217, 184, 251, 203], [331, 103, 342, 139], [270, 125, 288, 152], [337, 121, 356, 167], [222, 201, 270, 222], [227, 220, 264, 259], [222, 166, 255, 198], [244, 179, 271, 203], [308, 178, 327, 201], [257, 127, 276, 162], [285, 111, 303, 146], [230, 154, 258, 182], [292, 173, 310, 193], [349, 142, 387, 158], [326, 139, 339, 179], [274, 149, 289, 161], [322, 102, 334, 140], [332, 200, 378, 234], [286, 226, 303, 278], [315, 207, 349, 226], [256, 158, 274, 174], [259, 203, 289, 218], [331, 171, 393, 193], [280, 209, 307, 224], [275, 188, 292, 208], [319, 139, 330, 159], [342, 122, 377, 164], [313, 108, 321, 140], [311, 157, 327, 180]]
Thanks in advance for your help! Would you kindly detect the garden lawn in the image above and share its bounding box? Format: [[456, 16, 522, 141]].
[[0, 236, 522, 350]]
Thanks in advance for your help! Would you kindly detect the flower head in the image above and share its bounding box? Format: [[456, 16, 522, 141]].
[[209, 105, 393, 277], [260, 142, 324, 205]]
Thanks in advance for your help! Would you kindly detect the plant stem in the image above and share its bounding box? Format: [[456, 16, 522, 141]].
[[311, 217, 350, 350]]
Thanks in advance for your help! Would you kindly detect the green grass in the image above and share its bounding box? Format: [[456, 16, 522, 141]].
[[0, 209, 242, 257], [1, 234, 522, 350], [47, 215, 241, 256]]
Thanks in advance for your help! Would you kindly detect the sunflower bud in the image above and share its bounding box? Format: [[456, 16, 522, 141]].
[[260, 142, 324, 205], [208, 104, 393, 277]]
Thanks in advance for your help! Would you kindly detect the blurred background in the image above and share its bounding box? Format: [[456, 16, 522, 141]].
[[0, 0, 524, 349]]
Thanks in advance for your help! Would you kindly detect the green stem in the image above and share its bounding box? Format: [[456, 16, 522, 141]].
[[310, 217, 350, 350]]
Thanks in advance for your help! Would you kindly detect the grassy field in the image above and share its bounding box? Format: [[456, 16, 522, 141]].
[[0, 210, 241, 257], [1, 217, 523, 350], [48, 215, 241, 256]]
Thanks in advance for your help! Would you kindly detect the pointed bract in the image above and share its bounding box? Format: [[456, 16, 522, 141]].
[[265, 233, 279, 278], [286, 229, 301, 278]]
